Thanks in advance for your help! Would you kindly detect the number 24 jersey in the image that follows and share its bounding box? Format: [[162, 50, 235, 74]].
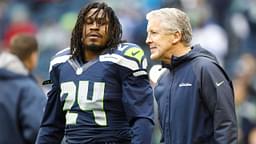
[[39, 43, 154, 143]]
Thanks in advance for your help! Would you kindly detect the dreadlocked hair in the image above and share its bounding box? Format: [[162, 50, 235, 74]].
[[70, 2, 123, 60]]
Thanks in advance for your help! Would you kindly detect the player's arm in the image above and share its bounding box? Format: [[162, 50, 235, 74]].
[[200, 62, 237, 144], [36, 66, 66, 144], [120, 45, 154, 144], [122, 75, 154, 144]]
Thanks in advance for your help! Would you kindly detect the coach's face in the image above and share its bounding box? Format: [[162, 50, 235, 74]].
[[146, 18, 175, 61], [82, 8, 109, 50]]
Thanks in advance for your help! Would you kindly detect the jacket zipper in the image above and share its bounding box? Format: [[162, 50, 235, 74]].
[[168, 67, 175, 143]]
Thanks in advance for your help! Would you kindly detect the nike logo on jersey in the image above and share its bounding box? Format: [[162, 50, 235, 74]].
[[216, 81, 224, 87], [132, 50, 140, 56], [124, 47, 144, 63], [179, 83, 192, 87]]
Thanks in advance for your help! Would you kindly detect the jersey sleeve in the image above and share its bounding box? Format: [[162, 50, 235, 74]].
[[36, 65, 66, 144], [111, 43, 154, 122], [121, 70, 154, 122], [200, 62, 237, 144], [49, 47, 71, 73], [99, 43, 149, 78], [42, 48, 71, 85], [118, 44, 154, 143]]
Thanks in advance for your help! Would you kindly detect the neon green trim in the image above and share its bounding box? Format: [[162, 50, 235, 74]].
[[124, 47, 144, 63]]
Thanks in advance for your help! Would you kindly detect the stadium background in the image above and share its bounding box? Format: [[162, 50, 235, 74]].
[[0, 0, 255, 143]]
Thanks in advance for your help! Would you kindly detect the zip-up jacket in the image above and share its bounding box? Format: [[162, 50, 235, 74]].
[[154, 45, 237, 144], [0, 52, 46, 144]]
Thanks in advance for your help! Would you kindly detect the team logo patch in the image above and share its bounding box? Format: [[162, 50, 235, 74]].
[[124, 47, 144, 63], [179, 83, 192, 87]]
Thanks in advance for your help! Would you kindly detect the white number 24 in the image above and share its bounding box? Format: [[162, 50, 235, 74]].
[[60, 81, 107, 126]]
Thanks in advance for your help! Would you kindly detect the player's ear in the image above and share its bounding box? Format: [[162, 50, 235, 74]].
[[172, 31, 182, 44], [23, 51, 38, 72]]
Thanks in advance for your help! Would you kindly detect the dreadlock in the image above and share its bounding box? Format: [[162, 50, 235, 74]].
[[70, 2, 123, 61]]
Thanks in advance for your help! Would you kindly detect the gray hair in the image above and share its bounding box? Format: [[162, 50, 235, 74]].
[[146, 8, 192, 46]]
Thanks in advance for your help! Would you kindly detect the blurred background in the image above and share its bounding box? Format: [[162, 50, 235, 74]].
[[0, 0, 255, 143]]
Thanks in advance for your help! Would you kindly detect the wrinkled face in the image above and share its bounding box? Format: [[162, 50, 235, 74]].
[[82, 8, 109, 51], [146, 19, 174, 61]]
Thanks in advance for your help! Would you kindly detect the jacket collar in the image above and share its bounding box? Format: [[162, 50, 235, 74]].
[[162, 44, 218, 69], [0, 52, 29, 76]]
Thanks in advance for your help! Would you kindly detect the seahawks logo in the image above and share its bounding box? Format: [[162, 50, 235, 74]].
[[124, 47, 144, 63]]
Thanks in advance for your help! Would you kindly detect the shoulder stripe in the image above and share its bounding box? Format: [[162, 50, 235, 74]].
[[55, 47, 70, 56], [117, 44, 129, 51], [142, 57, 148, 69], [49, 55, 71, 72], [99, 53, 140, 70], [133, 70, 147, 77]]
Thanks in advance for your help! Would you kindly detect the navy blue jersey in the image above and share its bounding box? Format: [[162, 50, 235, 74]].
[[37, 43, 154, 144]]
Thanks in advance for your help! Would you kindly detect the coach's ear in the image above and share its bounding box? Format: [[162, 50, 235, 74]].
[[171, 31, 182, 44]]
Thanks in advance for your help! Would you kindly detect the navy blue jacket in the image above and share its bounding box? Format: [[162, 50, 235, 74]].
[[155, 45, 237, 144], [0, 52, 46, 144]]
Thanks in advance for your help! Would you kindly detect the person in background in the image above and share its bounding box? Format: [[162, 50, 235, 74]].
[[0, 33, 46, 144], [146, 8, 237, 144], [36, 2, 154, 144]]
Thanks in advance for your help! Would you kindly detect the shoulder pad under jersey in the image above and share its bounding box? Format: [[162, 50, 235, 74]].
[[49, 47, 71, 72], [99, 43, 148, 76]]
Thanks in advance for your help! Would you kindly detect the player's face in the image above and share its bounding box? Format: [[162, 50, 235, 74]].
[[82, 8, 109, 50], [146, 19, 175, 61]]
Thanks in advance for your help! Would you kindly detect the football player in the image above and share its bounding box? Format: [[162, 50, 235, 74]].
[[36, 2, 154, 144]]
